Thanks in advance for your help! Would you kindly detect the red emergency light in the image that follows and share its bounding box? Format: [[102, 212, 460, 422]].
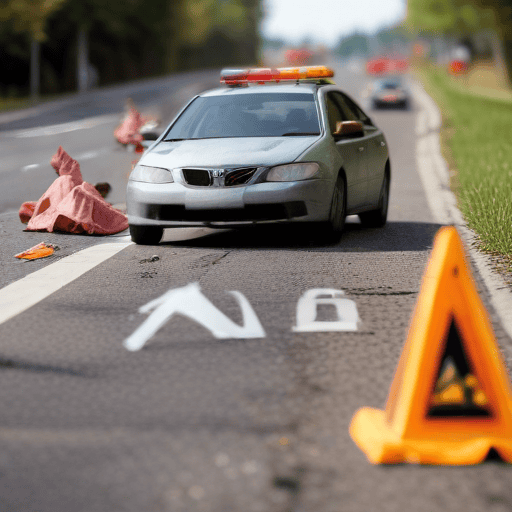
[[366, 57, 409, 75], [220, 66, 334, 86]]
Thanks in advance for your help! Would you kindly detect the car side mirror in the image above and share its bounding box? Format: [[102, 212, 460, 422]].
[[142, 131, 159, 141], [333, 120, 364, 138]]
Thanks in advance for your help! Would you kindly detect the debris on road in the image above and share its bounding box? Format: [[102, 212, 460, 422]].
[[19, 201, 36, 224], [114, 102, 144, 147], [139, 255, 160, 263], [14, 242, 59, 260], [140, 270, 157, 278], [18, 146, 128, 235], [114, 100, 160, 154], [93, 182, 111, 199]]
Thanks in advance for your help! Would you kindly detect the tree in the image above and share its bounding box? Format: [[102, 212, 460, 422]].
[[407, 0, 512, 80], [334, 33, 370, 58], [0, 0, 66, 100], [178, 0, 261, 67]]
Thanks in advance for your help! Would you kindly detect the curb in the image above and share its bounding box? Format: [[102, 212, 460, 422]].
[[412, 81, 512, 340]]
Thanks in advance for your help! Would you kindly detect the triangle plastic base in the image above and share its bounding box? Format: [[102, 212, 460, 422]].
[[350, 407, 512, 465]]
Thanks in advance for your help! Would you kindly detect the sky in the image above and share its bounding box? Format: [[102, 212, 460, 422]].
[[261, 0, 407, 47]]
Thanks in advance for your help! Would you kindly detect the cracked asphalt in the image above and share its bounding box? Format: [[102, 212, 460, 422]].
[[1, 62, 512, 511]]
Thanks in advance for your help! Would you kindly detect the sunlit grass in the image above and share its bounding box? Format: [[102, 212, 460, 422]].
[[418, 65, 512, 268]]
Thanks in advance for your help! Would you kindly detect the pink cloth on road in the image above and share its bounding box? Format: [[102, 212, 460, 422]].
[[21, 146, 128, 235], [19, 201, 37, 224], [114, 108, 144, 145]]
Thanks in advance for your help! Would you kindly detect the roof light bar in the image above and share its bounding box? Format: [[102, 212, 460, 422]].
[[220, 66, 334, 85]]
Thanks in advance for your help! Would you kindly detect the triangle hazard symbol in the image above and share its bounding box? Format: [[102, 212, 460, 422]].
[[428, 318, 491, 418], [349, 226, 512, 465]]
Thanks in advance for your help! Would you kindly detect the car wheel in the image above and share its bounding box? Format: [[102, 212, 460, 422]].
[[129, 224, 163, 245], [324, 174, 346, 240], [359, 172, 389, 228]]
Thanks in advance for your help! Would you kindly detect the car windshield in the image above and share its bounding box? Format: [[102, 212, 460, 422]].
[[164, 92, 321, 140], [377, 79, 402, 90]]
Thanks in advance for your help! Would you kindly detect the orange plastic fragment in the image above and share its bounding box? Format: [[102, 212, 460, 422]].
[[15, 242, 56, 260], [350, 226, 512, 465]]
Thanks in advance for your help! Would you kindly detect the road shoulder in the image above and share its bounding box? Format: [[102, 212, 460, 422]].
[[413, 81, 512, 340]]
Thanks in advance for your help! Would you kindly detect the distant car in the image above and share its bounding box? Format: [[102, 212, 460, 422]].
[[370, 77, 410, 110], [126, 66, 391, 245]]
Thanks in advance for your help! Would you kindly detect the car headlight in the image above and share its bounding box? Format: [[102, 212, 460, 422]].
[[129, 164, 174, 183], [266, 162, 319, 182]]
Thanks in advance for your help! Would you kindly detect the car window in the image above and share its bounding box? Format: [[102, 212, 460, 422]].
[[377, 78, 402, 89], [325, 95, 343, 134], [340, 92, 374, 127], [164, 93, 321, 139], [331, 92, 359, 122]]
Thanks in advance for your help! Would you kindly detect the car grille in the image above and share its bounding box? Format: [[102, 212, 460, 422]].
[[143, 202, 307, 222], [182, 168, 212, 186], [225, 167, 258, 186], [182, 167, 259, 187]]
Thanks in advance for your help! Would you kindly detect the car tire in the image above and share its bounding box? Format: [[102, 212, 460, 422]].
[[129, 224, 163, 245], [359, 172, 389, 228], [323, 174, 346, 241]]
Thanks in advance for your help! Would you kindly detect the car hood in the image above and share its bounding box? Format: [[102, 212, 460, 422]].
[[140, 136, 320, 169]]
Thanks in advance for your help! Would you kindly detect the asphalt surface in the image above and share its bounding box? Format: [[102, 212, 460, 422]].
[[1, 61, 512, 512]]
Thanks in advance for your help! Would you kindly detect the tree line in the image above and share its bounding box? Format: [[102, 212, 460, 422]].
[[407, 0, 512, 80], [0, 0, 261, 98]]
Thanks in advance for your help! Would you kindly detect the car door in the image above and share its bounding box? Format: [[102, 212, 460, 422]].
[[326, 92, 367, 210], [341, 92, 388, 208]]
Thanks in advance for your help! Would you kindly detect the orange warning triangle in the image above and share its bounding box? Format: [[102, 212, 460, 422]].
[[350, 226, 512, 465]]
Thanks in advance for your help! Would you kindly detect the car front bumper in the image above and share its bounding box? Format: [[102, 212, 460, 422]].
[[127, 179, 332, 228]]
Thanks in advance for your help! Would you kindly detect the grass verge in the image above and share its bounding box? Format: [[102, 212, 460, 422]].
[[0, 97, 34, 113], [417, 64, 512, 275]]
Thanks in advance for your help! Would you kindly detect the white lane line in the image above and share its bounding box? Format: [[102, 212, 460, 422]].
[[7, 114, 118, 138], [75, 147, 112, 161], [21, 164, 40, 172], [18, 146, 112, 174], [413, 81, 512, 342], [0, 241, 131, 326]]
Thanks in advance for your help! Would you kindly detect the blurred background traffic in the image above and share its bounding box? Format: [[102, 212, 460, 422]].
[[0, 0, 511, 103]]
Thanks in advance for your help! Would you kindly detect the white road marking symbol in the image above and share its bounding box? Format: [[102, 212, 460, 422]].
[[21, 164, 40, 172], [292, 289, 360, 332], [123, 282, 266, 351]]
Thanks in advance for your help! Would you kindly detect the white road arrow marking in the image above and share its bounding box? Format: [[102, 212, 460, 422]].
[[123, 282, 266, 351]]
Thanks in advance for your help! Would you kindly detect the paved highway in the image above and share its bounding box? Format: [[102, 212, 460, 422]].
[[0, 60, 511, 512]]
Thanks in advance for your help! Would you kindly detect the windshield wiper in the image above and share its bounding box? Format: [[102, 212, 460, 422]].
[[281, 132, 320, 136], [164, 138, 186, 142]]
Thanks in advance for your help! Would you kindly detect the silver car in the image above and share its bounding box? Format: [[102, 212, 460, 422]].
[[370, 76, 410, 110], [127, 74, 390, 245]]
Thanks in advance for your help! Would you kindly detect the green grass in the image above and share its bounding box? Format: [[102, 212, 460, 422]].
[[0, 91, 77, 113], [0, 97, 34, 112], [418, 65, 512, 268]]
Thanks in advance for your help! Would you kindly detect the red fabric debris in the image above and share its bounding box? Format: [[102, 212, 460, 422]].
[[21, 146, 128, 235], [19, 201, 37, 224], [114, 108, 145, 145]]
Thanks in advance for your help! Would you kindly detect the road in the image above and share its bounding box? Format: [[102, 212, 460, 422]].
[[0, 61, 511, 512]]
